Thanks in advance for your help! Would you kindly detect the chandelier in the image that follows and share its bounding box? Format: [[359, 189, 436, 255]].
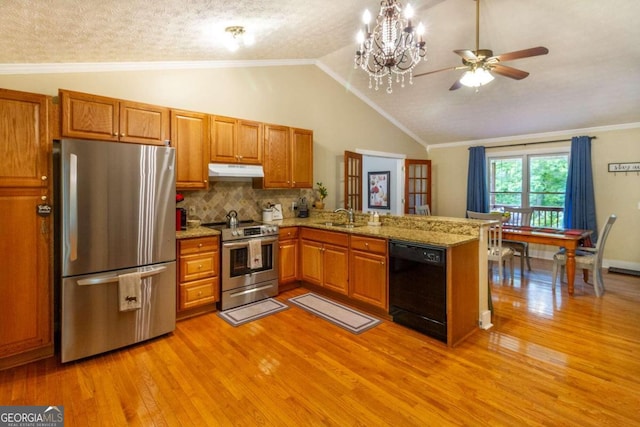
[[354, 1, 426, 94]]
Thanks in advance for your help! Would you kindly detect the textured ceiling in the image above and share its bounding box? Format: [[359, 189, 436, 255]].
[[1, 0, 639, 148]]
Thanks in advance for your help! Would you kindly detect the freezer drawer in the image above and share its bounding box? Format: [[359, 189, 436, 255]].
[[61, 261, 176, 363]]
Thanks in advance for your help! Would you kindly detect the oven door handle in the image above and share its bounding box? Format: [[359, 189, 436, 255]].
[[223, 236, 279, 249]]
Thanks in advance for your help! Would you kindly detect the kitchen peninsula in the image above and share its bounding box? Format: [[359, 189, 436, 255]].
[[178, 210, 488, 347]]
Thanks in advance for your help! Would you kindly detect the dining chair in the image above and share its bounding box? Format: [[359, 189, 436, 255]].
[[467, 210, 515, 284], [416, 204, 431, 215], [503, 206, 534, 274], [551, 214, 617, 297]]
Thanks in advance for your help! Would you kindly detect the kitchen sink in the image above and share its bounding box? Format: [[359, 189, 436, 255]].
[[316, 222, 365, 228]]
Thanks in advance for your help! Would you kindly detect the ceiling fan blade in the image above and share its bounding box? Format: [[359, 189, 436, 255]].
[[454, 49, 478, 61], [414, 66, 464, 78], [493, 46, 549, 62], [492, 64, 530, 80], [449, 79, 463, 91]]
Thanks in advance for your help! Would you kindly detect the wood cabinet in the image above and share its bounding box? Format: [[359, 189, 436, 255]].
[[172, 109, 209, 190], [0, 88, 53, 369], [177, 236, 219, 317], [349, 235, 388, 310], [278, 227, 300, 291], [256, 125, 313, 189], [299, 228, 349, 295], [290, 127, 314, 188], [60, 89, 170, 146], [210, 116, 262, 164]]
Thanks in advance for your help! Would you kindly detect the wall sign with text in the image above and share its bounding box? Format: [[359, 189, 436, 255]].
[[608, 162, 640, 173]]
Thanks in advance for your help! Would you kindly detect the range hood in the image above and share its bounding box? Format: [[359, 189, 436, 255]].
[[208, 163, 264, 178]]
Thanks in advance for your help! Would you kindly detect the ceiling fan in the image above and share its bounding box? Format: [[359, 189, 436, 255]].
[[414, 0, 549, 90]]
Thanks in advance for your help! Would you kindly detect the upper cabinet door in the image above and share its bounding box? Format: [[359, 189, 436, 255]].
[[210, 116, 262, 164], [60, 89, 119, 141], [119, 101, 169, 146], [290, 127, 313, 188], [210, 115, 237, 163], [172, 110, 209, 190], [0, 89, 50, 188], [262, 124, 290, 188], [236, 119, 263, 165], [60, 89, 169, 146]]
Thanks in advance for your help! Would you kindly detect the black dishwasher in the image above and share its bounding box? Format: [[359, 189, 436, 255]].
[[389, 240, 447, 342]]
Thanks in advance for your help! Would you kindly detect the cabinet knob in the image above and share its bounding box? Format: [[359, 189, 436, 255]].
[[41, 176, 48, 181], [198, 264, 203, 269], [198, 291, 202, 296], [120, 133, 125, 137], [198, 243, 203, 247], [113, 132, 118, 136], [380, 261, 385, 265], [365, 242, 369, 247], [41, 195, 47, 201]]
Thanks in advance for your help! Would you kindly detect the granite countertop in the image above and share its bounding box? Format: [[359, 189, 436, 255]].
[[271, 217, 477, 247], [176, 226, 221, 240], [176, 213, 481, 247]]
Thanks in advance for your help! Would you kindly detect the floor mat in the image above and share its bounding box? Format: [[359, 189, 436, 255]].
[[218, 298, 288, 327], [288, 293, 381, 334]]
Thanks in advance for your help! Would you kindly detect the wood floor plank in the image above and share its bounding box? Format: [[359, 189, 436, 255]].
[[0, 259, 639, 425]]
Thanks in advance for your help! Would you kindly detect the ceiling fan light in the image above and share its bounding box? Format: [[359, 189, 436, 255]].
[[460, 68, 495, 87]]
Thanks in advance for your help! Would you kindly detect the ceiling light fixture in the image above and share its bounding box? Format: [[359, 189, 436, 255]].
[[224, 26, 255, 52], [354, 1, 426, 94], [459, 66, 495, 89]]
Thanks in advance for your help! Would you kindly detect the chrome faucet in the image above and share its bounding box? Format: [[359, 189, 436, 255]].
[[334, 207, 355, 224]]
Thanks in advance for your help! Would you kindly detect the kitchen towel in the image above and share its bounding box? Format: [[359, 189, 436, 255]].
[[248, 239, 263, 269], [118, 271, 142, 311]]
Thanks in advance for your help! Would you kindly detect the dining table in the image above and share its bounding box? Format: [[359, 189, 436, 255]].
[[501, 226, 593, 295]]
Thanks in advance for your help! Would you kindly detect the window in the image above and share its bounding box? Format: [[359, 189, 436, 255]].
[[488, 151, 569, 228]]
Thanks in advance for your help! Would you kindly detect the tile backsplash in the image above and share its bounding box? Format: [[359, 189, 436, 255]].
[[178, 181, 315, 223]]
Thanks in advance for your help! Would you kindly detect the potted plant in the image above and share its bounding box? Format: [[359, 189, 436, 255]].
[[316, 182, 328, 209]]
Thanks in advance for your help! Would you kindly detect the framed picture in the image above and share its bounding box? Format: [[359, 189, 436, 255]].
[[368, 171, 390, 209]]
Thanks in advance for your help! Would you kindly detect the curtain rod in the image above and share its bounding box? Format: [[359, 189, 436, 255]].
[[484, 136, 597, 149]]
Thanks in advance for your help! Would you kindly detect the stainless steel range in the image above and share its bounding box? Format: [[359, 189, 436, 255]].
[[205, 220, 279, 310]]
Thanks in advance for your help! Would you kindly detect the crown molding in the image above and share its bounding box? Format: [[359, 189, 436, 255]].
[[426, 122, 640, 151], [0, 59, 315, 75]]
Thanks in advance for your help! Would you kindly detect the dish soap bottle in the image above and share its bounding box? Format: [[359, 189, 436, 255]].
[[373, 211, 379, 223]]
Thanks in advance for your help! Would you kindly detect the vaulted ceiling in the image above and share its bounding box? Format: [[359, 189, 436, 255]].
[[2, 0, 639, 148]]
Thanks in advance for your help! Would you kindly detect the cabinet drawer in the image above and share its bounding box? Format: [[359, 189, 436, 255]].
[[350, 235, 387, 255], [300, 227, 349, 247], [279, 226, 299, 240], [179, 236, 218, 255], [180, 252, 217, 282], [179, 277, 218, 310]]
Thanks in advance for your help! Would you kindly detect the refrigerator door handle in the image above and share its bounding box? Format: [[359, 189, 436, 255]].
[[76, 266, 168, 286], [69, 153, 78, 261]]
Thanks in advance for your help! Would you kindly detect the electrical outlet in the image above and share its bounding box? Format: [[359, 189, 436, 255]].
[[291, 201, 297, 211], [189, 206, 196, 216]]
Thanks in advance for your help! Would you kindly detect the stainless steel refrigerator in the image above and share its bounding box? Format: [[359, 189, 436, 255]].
[[55, 139, 177, 363]]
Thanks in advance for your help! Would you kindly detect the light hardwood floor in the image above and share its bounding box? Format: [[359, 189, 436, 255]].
[[1, 259, 639, 426]]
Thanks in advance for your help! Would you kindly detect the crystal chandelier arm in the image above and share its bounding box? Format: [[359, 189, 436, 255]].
[[354, 0, 427, 93]]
